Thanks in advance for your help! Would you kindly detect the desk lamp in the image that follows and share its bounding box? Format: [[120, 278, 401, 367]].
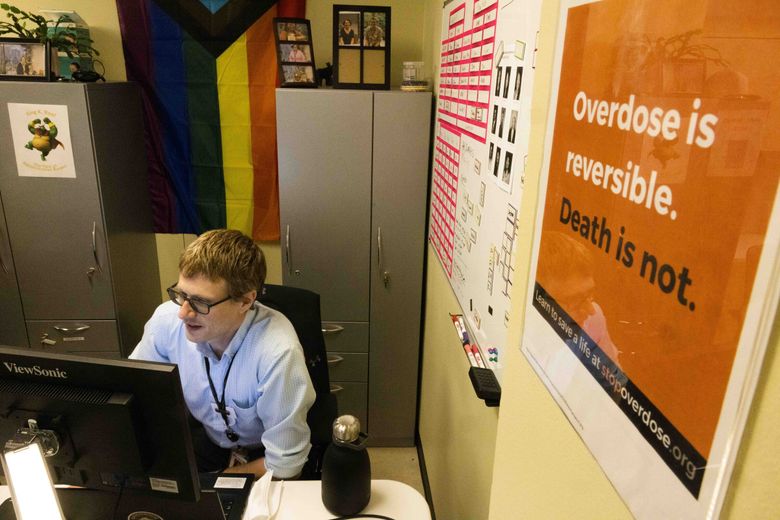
[[0, 419, 65, 519]]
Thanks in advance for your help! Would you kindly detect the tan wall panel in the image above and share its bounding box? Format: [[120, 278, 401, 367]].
[[419, 249, 498, 520]]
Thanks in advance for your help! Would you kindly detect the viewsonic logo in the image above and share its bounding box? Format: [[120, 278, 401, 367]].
[[3, 362, 68, 379]]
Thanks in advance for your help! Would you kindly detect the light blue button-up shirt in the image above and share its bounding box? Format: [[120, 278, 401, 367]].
[[130, 300, 315, 478]]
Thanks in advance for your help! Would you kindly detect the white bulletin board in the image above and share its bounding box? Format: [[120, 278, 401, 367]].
[[429, 0, 543, 382]]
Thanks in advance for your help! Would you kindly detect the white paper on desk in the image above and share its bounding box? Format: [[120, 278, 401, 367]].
[[242, 470, 282, 520]]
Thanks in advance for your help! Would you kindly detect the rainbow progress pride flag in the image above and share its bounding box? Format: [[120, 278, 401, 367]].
[[116, 0, 305, 240]]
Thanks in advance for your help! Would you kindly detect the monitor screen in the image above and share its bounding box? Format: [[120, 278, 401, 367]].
[[0, 346, 200, 502]]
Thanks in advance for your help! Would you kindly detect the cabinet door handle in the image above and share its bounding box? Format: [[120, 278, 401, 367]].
[[377, 227, 390, 287], [327, 355, 344, 365], [285, 224, 292, 276], [321, 324, 344, 335], [377, 226, 383, 272], [330, 384, 344, 394], [53, 324, 90, 333], [91, 221, 102, 273]]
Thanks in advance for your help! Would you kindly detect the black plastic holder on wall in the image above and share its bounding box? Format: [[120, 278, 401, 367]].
[[469, 366, 501, 407]]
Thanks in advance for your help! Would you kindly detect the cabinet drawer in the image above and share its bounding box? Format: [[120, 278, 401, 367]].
[[330, 381, 367, 431], [27, 320, 120, 354], [327, 352, 368, 382], [321, 321, 368, 353]]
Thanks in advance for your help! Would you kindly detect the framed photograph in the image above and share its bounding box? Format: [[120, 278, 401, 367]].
[[337, 11, 360, 46], [280, 43, 312, 63], [281, 64, 316, 86], [275, 20, 310, 42], [333, 5, 391, 90], [363, 12, 387, 48], [0, 38, 50, 82], [273, 18, 317, 88]]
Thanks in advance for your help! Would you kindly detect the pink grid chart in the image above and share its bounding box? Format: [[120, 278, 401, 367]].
[[430, 120, 461, 274], [430, 0, 499, 274], [437, 0, 498, 143]]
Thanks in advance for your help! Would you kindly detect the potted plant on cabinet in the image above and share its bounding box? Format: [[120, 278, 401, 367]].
[[0, 3, 100, 79]]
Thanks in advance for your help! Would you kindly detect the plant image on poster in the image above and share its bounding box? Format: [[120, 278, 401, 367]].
[[7, 103, 76, 178], [521, 0, 780, 518]]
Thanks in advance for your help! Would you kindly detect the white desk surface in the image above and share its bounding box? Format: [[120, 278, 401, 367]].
[[0, 479, 431, 520], [274, 479, 431, 520]]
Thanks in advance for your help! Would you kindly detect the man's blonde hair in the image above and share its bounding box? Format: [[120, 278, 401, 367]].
[[179, 229, 266, 298]]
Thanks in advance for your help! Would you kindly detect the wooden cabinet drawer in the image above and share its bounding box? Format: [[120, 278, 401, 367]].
[[327, 352, 368, 382], [330, 381, 367, 431], [321, 321, 368, 353], [27, 320, 120, 354]]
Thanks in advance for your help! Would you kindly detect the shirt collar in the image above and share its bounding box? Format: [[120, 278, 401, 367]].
[[195, 302, 259, 361]]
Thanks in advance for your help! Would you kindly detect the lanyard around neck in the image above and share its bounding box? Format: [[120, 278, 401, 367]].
[[204, 355, 238, 433]]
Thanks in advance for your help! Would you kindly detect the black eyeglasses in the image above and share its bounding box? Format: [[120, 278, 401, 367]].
[[167, 284, 232, 315]]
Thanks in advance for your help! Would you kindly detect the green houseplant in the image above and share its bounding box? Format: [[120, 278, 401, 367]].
[[0, 3, 99, 64]]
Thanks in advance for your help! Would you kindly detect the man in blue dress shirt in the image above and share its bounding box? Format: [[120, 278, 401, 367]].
[[131, 229, 315, 479]]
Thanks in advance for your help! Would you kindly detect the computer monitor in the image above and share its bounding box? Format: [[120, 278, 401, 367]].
[[0, 345, 201, 502]]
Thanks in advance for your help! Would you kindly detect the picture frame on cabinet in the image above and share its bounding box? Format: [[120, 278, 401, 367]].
[[0, 38, 50, 82], [274, 18, 318, 88], [333, 5, 391, 90]]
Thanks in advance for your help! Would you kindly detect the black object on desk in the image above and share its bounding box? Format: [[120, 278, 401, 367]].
[[469, 367, 501, 407], [322, 415, 371, 515]]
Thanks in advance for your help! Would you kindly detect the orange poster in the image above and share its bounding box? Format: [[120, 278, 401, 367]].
[[522, 0, 780, 517]]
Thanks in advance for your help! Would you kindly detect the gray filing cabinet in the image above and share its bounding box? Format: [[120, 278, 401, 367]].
[[0, 82, 160, 357], [276, 89, 431, 446]]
